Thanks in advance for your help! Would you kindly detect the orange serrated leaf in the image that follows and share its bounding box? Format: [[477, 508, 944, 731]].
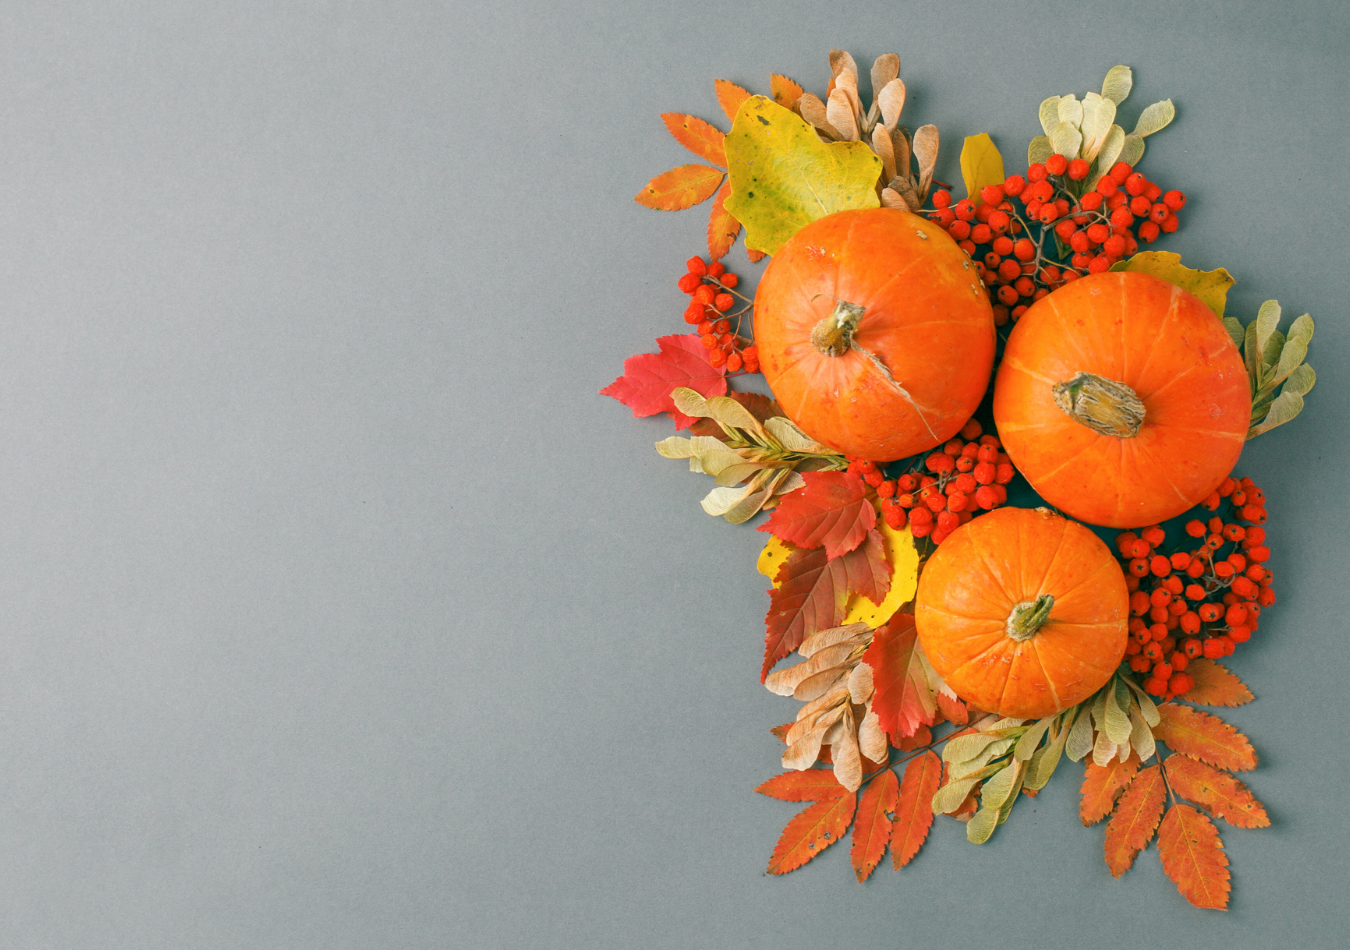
[[769, 722, 792, 743], [851, 769, 898, 882], [706, 179, 740, 261], [1183, 659, 1255, 707], [756, 769, 847, 802], [1103, 764, 1165, 877], [935, 693, 969, 726], [759, 471, 877, 559], [1158, 803, 1231, 910], [892, 751, 941, 869], [1165, 755, 1270, 829], [771, 73, 804, 108], [714, 79, 752, 124], [1154, 703, 1257, 772], [767, 792, 857, 875], [634, 164, 724, 211], [1080, 751, 1141, 825], [747, 248, 766, 263], [661, 112, 726, 166]]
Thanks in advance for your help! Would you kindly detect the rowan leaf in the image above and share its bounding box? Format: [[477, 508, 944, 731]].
[[891, 751, 940, 870], [1109, 251, 1236, 318], [600, 335, 728, 427], [634, 164, 724, 211], [766, 792, 858, 875], [863, 614, 940, 743], [1153, 703, 1257, 772], [756, 768, 847, 802], [1103, 764, 1165, 877], [661, 113, 726, 166], [1165, 755, 1270, 829], [851, 768, 898, 882], [770, 73, 804, 109], [714, 79, 751, 124], [724, 96, 882, 256], [705, 179, 741, 261], [1183, 659, 1255, 707], [1080, 751, 1140, 825], [758, 471, 877, 559], [960, 133, 1006, 204], [761, 537, 888, 681], [1158, 803, 1231, 910]]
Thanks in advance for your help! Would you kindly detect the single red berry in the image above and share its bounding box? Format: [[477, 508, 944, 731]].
[[1067, 157, 1090, 180], [1110, 207, 1135, 228], [686, 256, 707, 277], [954, 199, 977, 221], [971, 223, 993, 244], [720, 273, 739, 288], [1027, 163, 1048, 182], [1138, 220, 1161, 243], [979, 184, 1004, 205], [1160, 212, 1180, 234], [725, 351, 743, 372], [1087, 255, 1110, 274], [1103, 234, 1126, 257], [932, 190, 952, 208], [1109, 162, 1133, 184], [713, 293, 733, 312], [1096, 176, 1118, 197], [1013, 238, 1035, 261], [1045, 153, 1068, 176], [1163, 190, 1186, 211]]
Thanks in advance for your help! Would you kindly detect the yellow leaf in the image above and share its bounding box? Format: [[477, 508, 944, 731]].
[[758, 519, 918, 628], [1109, 251, 1236, 318], [960, 133, 1005, 204], [723, 96, 881, 256]]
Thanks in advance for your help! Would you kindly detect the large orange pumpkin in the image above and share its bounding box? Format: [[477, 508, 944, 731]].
[[993, 271, 1250, 528], [753, 208, 995, 461], [914, 507, 1128, 719]]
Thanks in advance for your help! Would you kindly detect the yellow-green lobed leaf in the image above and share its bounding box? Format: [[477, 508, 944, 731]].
[[960, 133, 1005, 204], [723, 96, 881, 256]]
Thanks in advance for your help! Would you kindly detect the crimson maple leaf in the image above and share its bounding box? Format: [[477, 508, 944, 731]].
[[759, 471, 876, 559], [600, 335, 728, 428]]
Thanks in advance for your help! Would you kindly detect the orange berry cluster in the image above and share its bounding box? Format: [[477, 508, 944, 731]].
[[1117, 476, 1274, 699], [677, 256, 758, 373], [855, 419, 1017, 545], [925, 160, 1185, 327]]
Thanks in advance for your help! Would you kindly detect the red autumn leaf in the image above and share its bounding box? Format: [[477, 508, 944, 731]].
[[706, 179, 741, 261], [714, 78, 752, 123], [771, 73, 804, 109], [1080, 751, 1141, 826], [600, 334, 728, 428], [761, 532, 889, 680], [1158, 803, 1231, 910], [851, 769, 898, 882], [634, 164, 724, 211], [936, 693, 969, 726], [891, 751, 941, 870], [864, 614, 939, 743], [661, 112, 725, 166], [759, 471, 877, 559], [1182, 659, 1255, 707], [1153, 703, 1257, 772], [1164, 755, 1270, 829], [766, 791, 857, 875], [756, 769, 846, 802], [1103, 764, 1165, 877]]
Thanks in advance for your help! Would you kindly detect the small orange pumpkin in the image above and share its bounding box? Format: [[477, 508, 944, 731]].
[[753, 208, 995, 461], [914, 507, 1128, 719], [993, 271, 1250, 528]]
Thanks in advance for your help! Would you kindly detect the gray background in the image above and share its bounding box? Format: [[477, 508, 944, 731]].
[[0, 0, 1344, 947]]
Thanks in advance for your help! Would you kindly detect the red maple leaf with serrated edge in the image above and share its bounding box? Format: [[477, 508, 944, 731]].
[[863, 614, 939, 743], [600, 335, 728, 428], [759, 471, 876, 559], [761, 531, 889, 681]]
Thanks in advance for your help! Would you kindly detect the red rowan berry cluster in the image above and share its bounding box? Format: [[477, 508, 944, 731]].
[[925, 159, 1186, 327], [677, 256, 759, 374], [1117, 476, 1274, 700], [851, 419, 1017, 546]]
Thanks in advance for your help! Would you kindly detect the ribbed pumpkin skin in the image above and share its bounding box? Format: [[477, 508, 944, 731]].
[[915, 507, 1128, 719], [993, 271, 1250, 528], [753, 208, 995, 461]]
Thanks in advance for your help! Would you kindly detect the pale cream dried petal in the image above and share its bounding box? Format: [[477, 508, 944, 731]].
[[831, 68, 863, 125], [832, 710, 863, 791], [880, 188, 907, 209], [795, 685, 850, 724], [891, 126, 911, 177], [804, 642, 861, 675], [826, 88, 859, 141], [870, 123, 896, 182], [797, 93, 839, 140], [912, 124, 939, 199], [821, 711, 849, 747], [829, 49, 859, 81], [870, 54, 900, 103], [764, 657, 816, 697], [877, 78, 906, 131], [798, 623, 871, 657], [858, 703, 888, 763], [793, 667, 849, 704], [847, 661, 874, 704], [782, 727, 827, 770]]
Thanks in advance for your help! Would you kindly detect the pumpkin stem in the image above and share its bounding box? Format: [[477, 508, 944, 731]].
[[1051, 372, 1146, 438], [1005, 594, 1055, 642], [811, 300, 865, 357]]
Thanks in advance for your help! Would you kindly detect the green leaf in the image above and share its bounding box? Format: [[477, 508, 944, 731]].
[[1066, 705, 1095, 762], [1247, 387, 1304, 439], [1101, 65, 1133, 104], [1260, 329, 1285, 372], [1109, 251, 1236, 318], [1079, 93, 1117, 161], [1086, 125, 1125, 189], [1253, 300, 1282, 361], [932, 776, 979, 815], [979, 761, 1019, 812], [1133, 99, 1176, 137], [966, 800, 1000, 843], [1283, 363, 1316, 397], [1015, 718, 1052, 761], [1026, 710, 1073, 790], [1051, 122, 1082, 159], [1057, 95, 1084, 129], [1118, 133, 1145, 168], [705, 394, 766, 440], [1038, 96, 1062, 136], [1128, 704, 1156, 761], [1028, 135, 1052, 166], [996, 764, 1026, 825], [1105, 679, 1133, 745], [1123, 677, 1161, 727], [960, 134, 1006, 203], [723, 96, 882, 256], [1271, 314, 1313, 386], [764, 416, 829, 453], [1243, 320, 1261, 387], [1222, 317, 1245, 349]]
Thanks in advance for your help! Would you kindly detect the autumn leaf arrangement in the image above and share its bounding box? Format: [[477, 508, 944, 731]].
[[604, 53, 1317, 910]]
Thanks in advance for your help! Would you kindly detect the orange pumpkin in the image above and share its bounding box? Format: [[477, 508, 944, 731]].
[[752, 208, 995, 461], [914, 507, 1128, 719], [993, 271, 1250, 528]]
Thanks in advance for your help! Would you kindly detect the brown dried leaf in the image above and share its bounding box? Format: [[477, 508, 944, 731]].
[[858, 703, 888, 763], [912, 125, 939, 199], [797, 93, 839, 140], [831, 69, 863, 127], [848, 662, 875, 704], [833, 707, 864, 791], [871, 124, 896, 183], [870, 54, 900, 104], [891, 127, 911, 178], [826, 89, 859, 141], [829, 49, 859, 81], [877, 79, 906, 131]]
